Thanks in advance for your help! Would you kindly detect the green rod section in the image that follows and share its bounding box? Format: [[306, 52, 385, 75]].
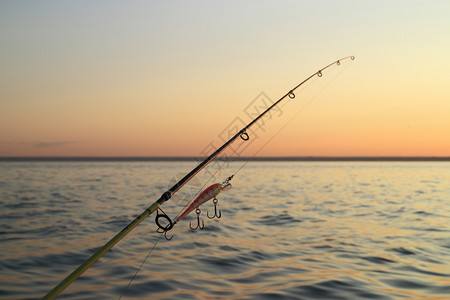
[[42, 201, 160, 299]]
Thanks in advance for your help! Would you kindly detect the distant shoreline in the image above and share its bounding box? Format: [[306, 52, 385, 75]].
[[1, 156, 449, 162]]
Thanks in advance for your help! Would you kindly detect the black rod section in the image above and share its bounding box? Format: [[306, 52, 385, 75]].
[[157, 56, 355, 205]]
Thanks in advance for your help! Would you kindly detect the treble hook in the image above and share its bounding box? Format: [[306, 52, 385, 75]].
[[207, 198, 222, 219], [189, 208, 204, 230], [155, 209, 174, 240]]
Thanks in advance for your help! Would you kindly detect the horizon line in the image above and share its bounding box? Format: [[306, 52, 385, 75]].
[[1, 156, 450, 162]]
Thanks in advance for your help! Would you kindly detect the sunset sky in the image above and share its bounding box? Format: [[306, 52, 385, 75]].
[[1, 1, 449, 157]]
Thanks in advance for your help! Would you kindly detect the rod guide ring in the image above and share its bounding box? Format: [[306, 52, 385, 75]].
[[240, 130, 249, 141], [155, 209, 173, 231]]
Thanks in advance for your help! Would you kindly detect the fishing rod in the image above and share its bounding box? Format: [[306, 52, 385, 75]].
[[43, 55, 355, 299]]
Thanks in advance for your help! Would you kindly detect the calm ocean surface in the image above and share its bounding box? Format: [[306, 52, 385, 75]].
[[0, 161, 449, 299]]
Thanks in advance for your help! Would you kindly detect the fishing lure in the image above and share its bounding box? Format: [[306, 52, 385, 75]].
[[176, 180, 232, 229], [155, 176, 233, 238]]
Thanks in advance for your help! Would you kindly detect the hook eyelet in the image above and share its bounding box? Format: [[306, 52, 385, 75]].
[[317, 70, 322, 77], [288, 92, 295, 99]]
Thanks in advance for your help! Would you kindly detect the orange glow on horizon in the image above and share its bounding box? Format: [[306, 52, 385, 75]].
[[1, 2, 449, 157]]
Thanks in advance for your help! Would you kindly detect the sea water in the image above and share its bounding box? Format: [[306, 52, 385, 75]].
[[0, 161, 449, 299]]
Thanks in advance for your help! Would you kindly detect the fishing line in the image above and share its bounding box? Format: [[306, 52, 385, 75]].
[[171, 61, 351, 218], [219, 73, 323, 166], [119, 232, 164, 300], [232, 62, 352, 177]]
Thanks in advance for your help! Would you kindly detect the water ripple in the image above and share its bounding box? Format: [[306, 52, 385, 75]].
[[254, 212, 302, 226], [1, 161, 449, 299]]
